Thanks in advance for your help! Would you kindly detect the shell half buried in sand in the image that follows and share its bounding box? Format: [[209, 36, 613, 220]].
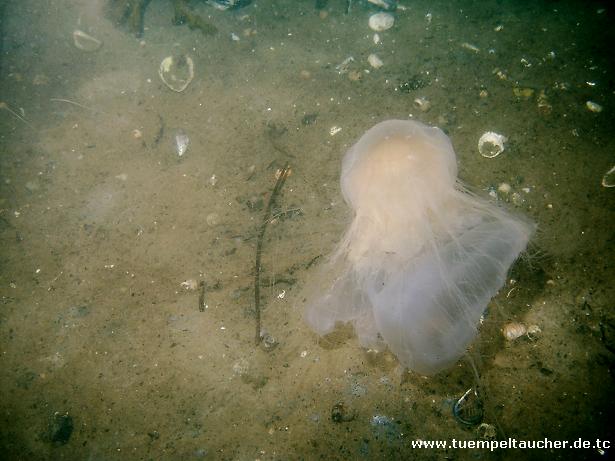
[[73, 30, 103, 52], [159, 55, 194, 93]]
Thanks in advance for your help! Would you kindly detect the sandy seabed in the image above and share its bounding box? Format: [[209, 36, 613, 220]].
[[0, 1, 613, 459]]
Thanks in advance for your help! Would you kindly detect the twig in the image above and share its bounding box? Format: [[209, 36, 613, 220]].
[[50, 98, 97, 113], [0, 101, 36, 129], [254, 164, 291, 345]]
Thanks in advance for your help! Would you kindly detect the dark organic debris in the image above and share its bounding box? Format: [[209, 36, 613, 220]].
[[106, 0, 218, 37], [331, 402, 356, 423], [48, 413, 74, 446], [301, 113, 318, 126], [254, 164, 291, 345], [395, 75, 428, 93]]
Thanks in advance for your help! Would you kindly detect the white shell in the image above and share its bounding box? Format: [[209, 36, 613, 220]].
[[502, 322, 527, 341], [174, 130, 190, 157], [329, 126, 342, 136], [368, 13, 395, 32], [73, 30, 102, 52], [367, 53, 384, 69], [180, 279, 198, 290], [159, 55, 194, 93], [602, 165, 615, 187], [413, 97, 431, 112], [586, 101, 603, 113], [478, 131, 507, 158]]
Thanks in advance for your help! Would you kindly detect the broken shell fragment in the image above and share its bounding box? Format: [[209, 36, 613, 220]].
[[73, 30, 102, 52], [478, 131, 507, 158], [413, 97, 431, 112], [159, 55, 194, 92], [368, 12, 395, 32], [602, 165, 615, 188], [173, 130, 190, 157]]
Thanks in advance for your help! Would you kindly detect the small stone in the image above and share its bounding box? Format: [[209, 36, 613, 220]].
[[206, 212, 220, 227]]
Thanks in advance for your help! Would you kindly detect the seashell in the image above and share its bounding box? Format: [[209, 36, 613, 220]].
[[497, 182, 512, 194], [367, 53, 384, 69], [159, 55, 194, 92], [502, 322, 527, 341], [260, 330, 279, 351], [602, 165, 615, 188], [461, 42, 480, 53], [586, 101, 602, 113], [368, 12, 395, 32], [329, 126, 342, 136], [367, 0, 397, 11], [478, 131, 507, 158], [173, 130, 190, 157], [73, 30, 102, 52], [180, 279, 198, 290], [335, 56, 355, 74], [413, 96, 431, 112]]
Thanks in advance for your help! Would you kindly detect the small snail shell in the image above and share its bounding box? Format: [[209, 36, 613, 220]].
[[502, 322, 527, 341]]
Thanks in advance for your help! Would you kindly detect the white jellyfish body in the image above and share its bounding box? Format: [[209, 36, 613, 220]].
[[302, 120, 534, 375]]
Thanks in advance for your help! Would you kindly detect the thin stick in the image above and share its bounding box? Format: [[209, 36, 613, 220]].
[[50, 98, 96, 112], [254, 164, 291, 345], [0, 101, 35, 129], [198, 280, 206, 312]]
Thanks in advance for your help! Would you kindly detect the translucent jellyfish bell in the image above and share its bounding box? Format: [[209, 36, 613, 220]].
[[301, 120, 534, 375]]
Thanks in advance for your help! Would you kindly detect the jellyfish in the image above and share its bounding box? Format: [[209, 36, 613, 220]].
[[301, 120, 534, 375]]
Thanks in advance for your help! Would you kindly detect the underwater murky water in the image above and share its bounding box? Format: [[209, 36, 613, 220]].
[[0, 0, 613, 459]]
